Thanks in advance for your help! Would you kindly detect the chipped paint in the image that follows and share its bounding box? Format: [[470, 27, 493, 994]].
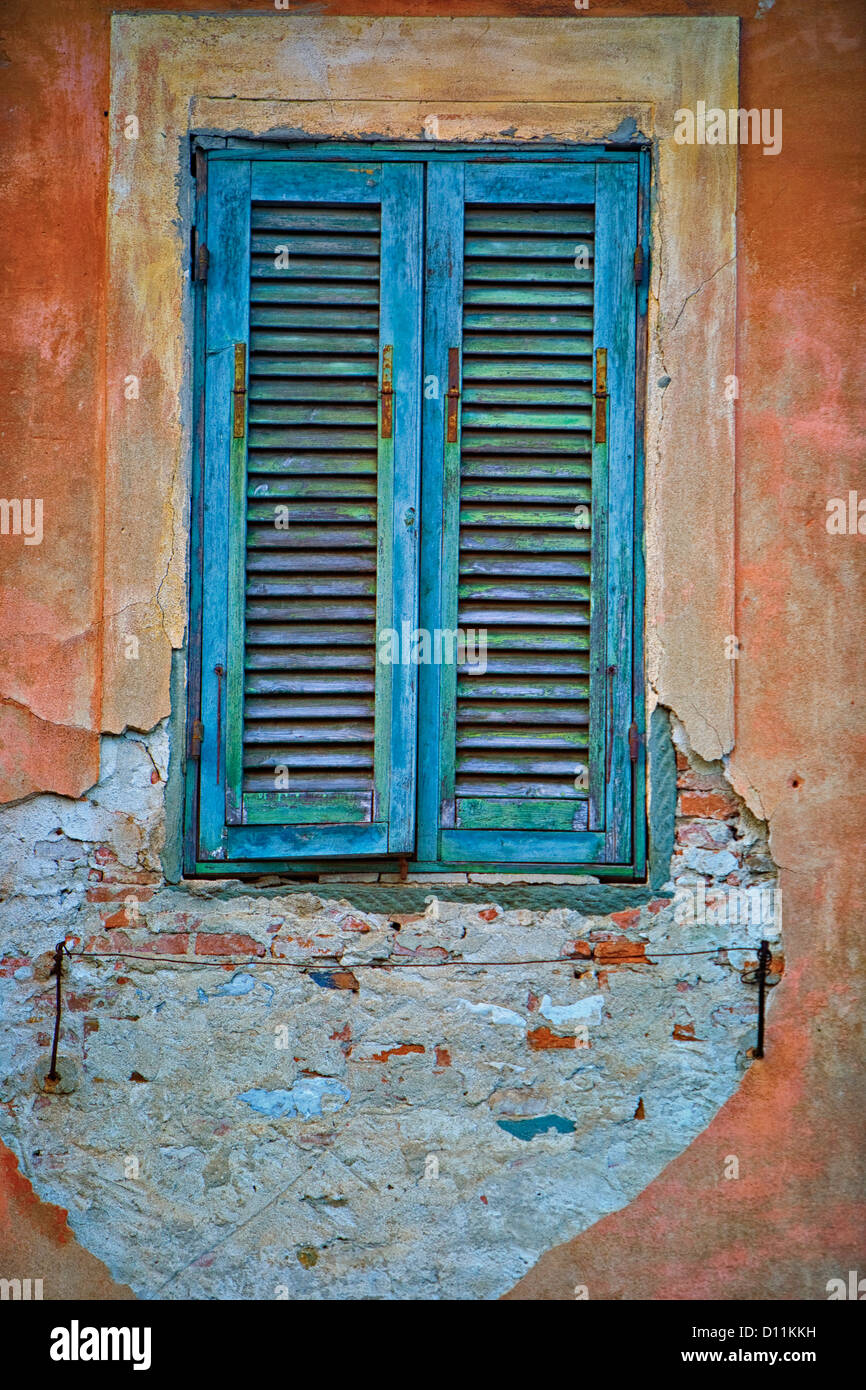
[[539, 994, 605, 1027], [238, 1079, 351, 1121]]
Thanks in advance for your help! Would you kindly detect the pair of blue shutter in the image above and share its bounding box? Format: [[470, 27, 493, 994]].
[[189, 151, 642, 876]]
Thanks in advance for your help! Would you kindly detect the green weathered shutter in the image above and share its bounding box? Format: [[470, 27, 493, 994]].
[[194, 159, 423, 863], [417, 161, 639, 867]]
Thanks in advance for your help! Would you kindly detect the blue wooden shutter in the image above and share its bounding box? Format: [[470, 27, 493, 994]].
[[417, 161, 638, 867], [195, 159, 423, 863]]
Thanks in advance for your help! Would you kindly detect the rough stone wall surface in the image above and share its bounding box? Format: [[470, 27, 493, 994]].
[[0, 724, 779, 1299]]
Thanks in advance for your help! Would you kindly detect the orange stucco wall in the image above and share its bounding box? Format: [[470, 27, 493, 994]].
[[1, 0, 863, 1298]]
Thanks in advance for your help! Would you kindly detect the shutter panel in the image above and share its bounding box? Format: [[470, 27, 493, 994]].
[[196, 160, 423, 863], [418, 161, 637, 866]]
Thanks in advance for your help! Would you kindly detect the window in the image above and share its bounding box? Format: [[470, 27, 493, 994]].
[[184, 145, 647, 880]]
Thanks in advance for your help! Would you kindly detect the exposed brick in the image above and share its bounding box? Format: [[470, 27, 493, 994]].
[[610, 907, 642, 930], [0, 955, 30, 977], [84, 930, 134, 954], [561, 940, 593, 959], [98, 866, 161, 886], [526, 1026, 576, 1051], [142, 934, 191, 956], [86, 883, 156, 904], [647, 899, 670, 915], [100, 908, 139, 930], [309, 969, 360, 992], [478, 907, 499, 921], [392, 942, 450, 963], [672, 1022, 698, 1041], [370, 1043, 425, 1062], [434, 1045, 451, 1069], [87, 931, 190, 957], [67, 991, 98, 1011], [677, 789, 739, 819], [594, 937, 647, 964], [677, 822, 728, 850], [194, 933, 266, 958], [676, 765, 726, 793]]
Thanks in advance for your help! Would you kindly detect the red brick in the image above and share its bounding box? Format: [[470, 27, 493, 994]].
[[86, 931, 190, 957], [434, 1044, 451, 1069], [610, 907, 642, 930], [144, 934, 191, 955], [678, 789, 739, 819], [98, 866, 161, 885], [676, 766, 726, 793], [370, 1043, 425, 1062], [647, 898, 670, 915], [527, 1026, 576, 1051], [392, 942, 449, 963], [84, 930, 133, 954], [86, 883, 156, 904], [322, 970, 360, 992], [0, 955, 30, 977], [100, 908, 136, 930], [676, 822, 725, 850], [66, 991, 98, 1011], [341, 917, 372, 934], [594, 937, 647, 964], [478, 907, 498, 921], [561, 940, 593, 959], [672, 1022, 698, 1041], [194, 933, 265, 957]]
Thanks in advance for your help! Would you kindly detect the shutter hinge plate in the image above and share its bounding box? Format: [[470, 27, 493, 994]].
[[188, 719, 204, 760], [232, 342, 247, 438], [379, 345, 393, 439]]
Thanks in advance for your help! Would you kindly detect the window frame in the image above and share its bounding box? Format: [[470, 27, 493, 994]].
[[183, 140, 651, 883]]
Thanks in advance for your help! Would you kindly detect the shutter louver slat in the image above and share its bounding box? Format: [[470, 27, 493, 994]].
[[456, 203, 595, 811], [243, 202, 381, 809]]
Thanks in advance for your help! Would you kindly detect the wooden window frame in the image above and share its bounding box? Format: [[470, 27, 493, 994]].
[[183, 142, 650, 883]]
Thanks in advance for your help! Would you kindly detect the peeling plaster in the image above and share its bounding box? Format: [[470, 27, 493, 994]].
[[0, 724, 783, 1300]]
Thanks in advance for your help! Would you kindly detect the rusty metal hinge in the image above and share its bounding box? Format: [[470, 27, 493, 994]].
[[380, 345, 393, 439], [188, 718, 204, 760], [628, 720, 642, 762], [191, 227, 208, 282], [633, 244, 644, 286], [594, 347, 608, 446], [232, 343, 246, 439], [446, 346, 461, 444]]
